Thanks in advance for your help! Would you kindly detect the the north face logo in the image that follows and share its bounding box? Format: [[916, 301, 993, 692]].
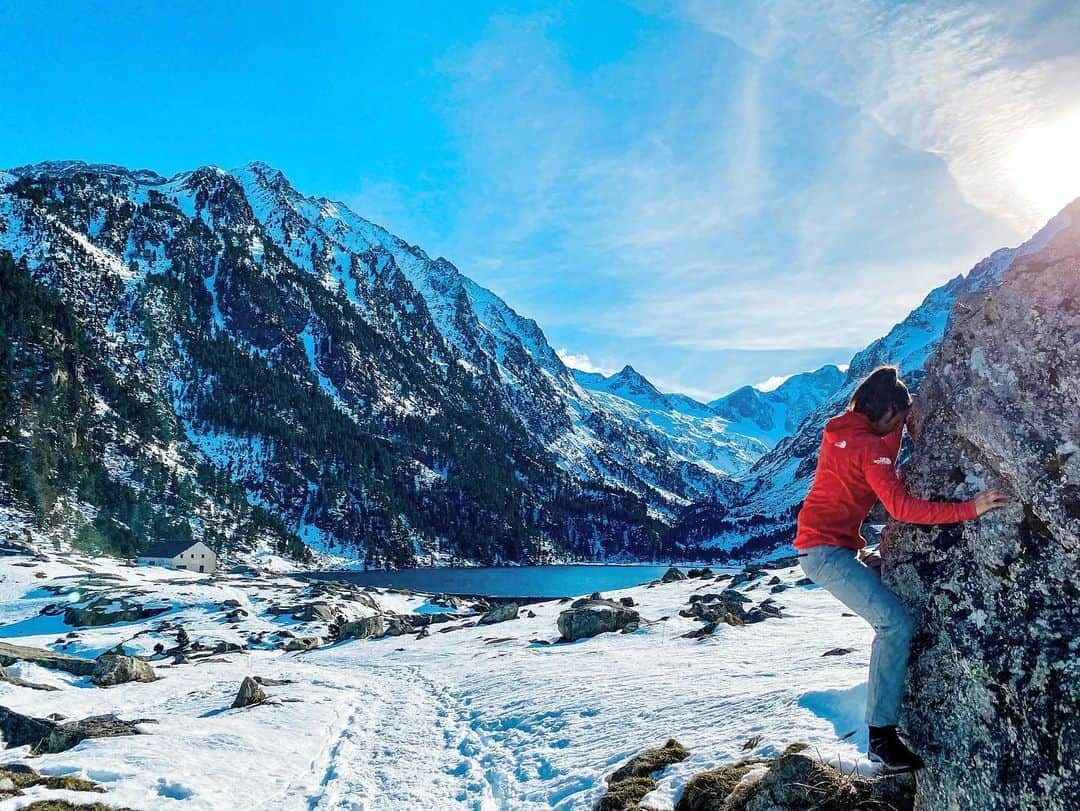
[[834, 440, 847, 448], [872, 456, 893, 465]]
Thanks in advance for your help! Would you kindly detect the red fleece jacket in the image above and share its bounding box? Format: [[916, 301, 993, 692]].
[[793, 410, 977, 551]]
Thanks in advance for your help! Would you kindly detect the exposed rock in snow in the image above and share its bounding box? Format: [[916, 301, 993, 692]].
[[64, 597, 169, 628], [282, 636, 320, 652], [478, 602, 519, 625], [0, 641, 96, 677], [676, 751, 914, 810], [596, 737, 689, 810], [661, 566, 687, 583], [91, 653, 156, 687], [557, 599, 640, 641], [882, 214, 1080, 809], [0, 707, 146, 754], [231, 676, 267, 709], [339, 615, 386, 640], [0, 762, 108, 800], [681, 589, 756, 625], [292, 603, 338, 624]]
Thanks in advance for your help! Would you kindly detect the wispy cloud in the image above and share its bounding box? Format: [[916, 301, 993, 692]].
[[662, 0, 1080, 233], [649, 375, 724, 402], [339, 3, 1078, 393], [555, 347, 614, 375], [428, 6, 1027, 350]]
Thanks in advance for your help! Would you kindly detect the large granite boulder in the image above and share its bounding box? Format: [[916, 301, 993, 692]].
[[381, 615, 418, 636], [292, 602, 337, 623], [91, 653, 156, 686], [231, 676, 267, 708], [283, 636, 320, 651], [339, 615, 386, 640], [557, 600, 640, 641], [660, 566, 687, 583], [478, 602, 519, 625], [881, 212, 1080, 810]]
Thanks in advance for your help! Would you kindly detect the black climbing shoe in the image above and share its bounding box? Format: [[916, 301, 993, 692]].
[[868, 726, 925, 774]]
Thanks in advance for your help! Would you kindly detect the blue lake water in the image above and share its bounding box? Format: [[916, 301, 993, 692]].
[[304, 564, 692, 598]]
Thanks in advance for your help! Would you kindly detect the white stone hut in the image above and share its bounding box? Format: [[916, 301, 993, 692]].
[[137, 540, 217, 574]]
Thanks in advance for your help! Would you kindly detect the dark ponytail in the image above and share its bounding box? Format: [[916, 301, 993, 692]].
[[847, 365, 912, 422]]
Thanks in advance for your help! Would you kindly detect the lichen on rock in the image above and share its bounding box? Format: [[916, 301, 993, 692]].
[[881, 218, 1080, 809]]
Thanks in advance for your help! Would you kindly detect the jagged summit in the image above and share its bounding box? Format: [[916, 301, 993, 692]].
[[966, 195, 1079, 293], [606, 365, 669, 404], [571, 365, 685, 413], [243, 159, 285, 176]]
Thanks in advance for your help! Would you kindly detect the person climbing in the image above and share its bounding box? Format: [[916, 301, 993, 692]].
[[794, 365, 1009, 773]]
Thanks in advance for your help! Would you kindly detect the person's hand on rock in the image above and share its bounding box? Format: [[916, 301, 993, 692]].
[[974, 489, 1010, 516], [903, 402, 919, 442]]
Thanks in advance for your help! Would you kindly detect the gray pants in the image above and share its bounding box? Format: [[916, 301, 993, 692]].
[[800, 545, 915, 727]]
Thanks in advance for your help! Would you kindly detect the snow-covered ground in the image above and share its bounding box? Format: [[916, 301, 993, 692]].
[[0, 552, 881, 810]]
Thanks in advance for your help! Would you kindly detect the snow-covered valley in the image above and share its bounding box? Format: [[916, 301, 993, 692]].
[[0, 550, 883, 810]]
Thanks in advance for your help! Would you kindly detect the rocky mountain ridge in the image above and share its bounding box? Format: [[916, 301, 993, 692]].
[[0, 161, 683, 564], [0, 159, 820, 565]]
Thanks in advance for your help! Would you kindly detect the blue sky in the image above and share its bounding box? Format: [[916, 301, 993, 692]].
[[4, 1, 1079, 399]]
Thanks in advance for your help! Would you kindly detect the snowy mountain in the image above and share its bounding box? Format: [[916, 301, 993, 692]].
[[672, 198, 1078, 560], [231, 164, 750, 511], [569, 366, 776, 477], [0, 160, 799, 565], [707, 364, 846, 446]]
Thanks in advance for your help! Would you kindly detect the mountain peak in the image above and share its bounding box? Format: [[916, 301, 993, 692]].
[[609, 364, 659, 391], [243, 160, 281, 174], [240, 160, 291, 186], [233, 161, 302, 199], [771, 363, 846, 394], [572, 364, 673, 411]]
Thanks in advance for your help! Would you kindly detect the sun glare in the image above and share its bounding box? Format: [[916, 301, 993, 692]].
[[1009, 111, 1080, 222]]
